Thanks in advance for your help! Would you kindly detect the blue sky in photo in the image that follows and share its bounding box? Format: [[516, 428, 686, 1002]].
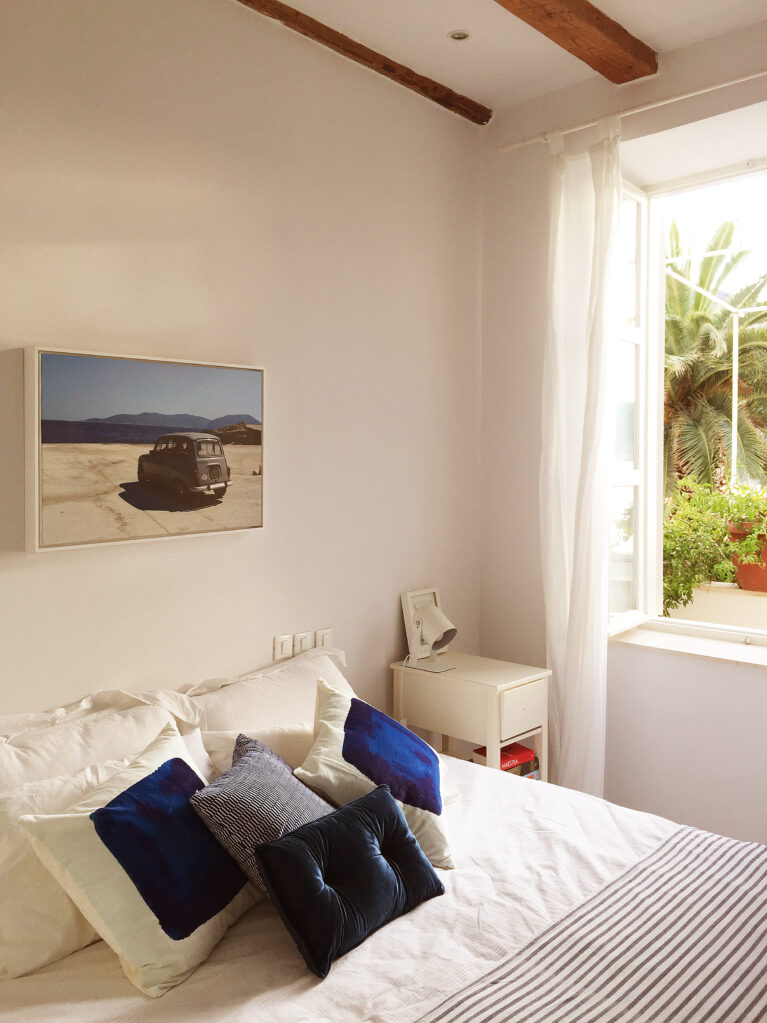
[[41, 352, 263, 422]]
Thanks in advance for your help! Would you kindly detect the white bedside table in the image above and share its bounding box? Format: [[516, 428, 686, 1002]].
[[390, 652, 551, 780]]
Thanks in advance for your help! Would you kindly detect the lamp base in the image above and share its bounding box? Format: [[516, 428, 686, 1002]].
[[406, 654, 454, 673]]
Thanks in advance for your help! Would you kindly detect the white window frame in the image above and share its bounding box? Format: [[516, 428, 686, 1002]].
[[608, 180, 654, 636]]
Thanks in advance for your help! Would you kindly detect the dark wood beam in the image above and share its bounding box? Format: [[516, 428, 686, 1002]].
[[233, 0, 492, 125], [493, 0, 657, 84]]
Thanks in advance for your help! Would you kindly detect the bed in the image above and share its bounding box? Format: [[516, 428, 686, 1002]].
[[1, 650, 765, 1023]]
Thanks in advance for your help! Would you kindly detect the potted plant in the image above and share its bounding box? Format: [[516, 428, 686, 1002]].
[[725, 485, 767, 591], [662, 478, 767, 614]]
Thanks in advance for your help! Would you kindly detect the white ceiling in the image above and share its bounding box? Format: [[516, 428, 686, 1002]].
[[283, 0, 767, 111], [622, 100, 767, 189]]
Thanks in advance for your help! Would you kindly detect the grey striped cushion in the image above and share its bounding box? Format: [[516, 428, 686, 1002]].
[[191, 736, 333, 893]]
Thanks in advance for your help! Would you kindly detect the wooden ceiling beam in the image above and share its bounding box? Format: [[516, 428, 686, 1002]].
[[233, 0, 493, 125], [493, 0, 657, 84]]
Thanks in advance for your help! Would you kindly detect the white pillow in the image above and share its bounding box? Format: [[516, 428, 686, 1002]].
[[0, 704, 176, 789], [0, 726, 213, 980], [20, 722, 254, 997], [0, 686, 201, 738], [182, 728, 216, 784], [191, 651, 354, 732], [182, 647, 349, 698], [295, 679, 453, 869], [202, 724, 314, 777], [0, 757, 129, 979]]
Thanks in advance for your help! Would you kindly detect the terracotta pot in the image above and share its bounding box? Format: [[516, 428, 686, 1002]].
[[727, 521, 767, 592]]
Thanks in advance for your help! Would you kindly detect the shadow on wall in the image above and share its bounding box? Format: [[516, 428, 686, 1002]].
[[0, 349, 25, 553]]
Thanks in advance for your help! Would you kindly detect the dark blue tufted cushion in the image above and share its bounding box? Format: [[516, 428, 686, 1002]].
[[253, 785, 445, 978]]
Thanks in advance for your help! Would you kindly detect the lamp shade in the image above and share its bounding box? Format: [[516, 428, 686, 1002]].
[[401, 588, 457, 672], [416, 603, 457, 651]]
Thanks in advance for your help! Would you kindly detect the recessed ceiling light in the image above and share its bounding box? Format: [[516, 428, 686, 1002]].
[[448, 30, 470, 41]]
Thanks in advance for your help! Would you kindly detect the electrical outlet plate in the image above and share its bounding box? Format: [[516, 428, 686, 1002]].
[[293, 631, 313, 655], [273, 635, 293, 661], [315, 628, 333, 648]]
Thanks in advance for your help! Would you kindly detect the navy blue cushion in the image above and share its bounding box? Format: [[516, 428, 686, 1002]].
[[253, 785, 445, 978], [90, 757, 246, 940]]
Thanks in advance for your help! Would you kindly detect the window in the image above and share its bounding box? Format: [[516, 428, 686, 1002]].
[[610, 168, 767, 641], [607, 184, 650, 630], [655, 172, 767, 633]]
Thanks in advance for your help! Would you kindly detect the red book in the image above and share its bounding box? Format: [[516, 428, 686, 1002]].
[[472, 742, 535, 770]]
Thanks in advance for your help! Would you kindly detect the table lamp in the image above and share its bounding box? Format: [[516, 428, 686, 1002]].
[[401, 588, 457, 672]]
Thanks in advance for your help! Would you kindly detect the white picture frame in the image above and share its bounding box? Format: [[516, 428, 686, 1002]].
[[401, 586, 444, 661], [26, 347, 264, 551]]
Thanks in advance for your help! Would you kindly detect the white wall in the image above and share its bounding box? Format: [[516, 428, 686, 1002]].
[[479, 24, 767, 843], [606, 643, 767, 844], [0, 0, 482, 713]]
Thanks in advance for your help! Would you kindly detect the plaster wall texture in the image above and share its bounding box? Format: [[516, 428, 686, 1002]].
[[0, 0, 482, 713]]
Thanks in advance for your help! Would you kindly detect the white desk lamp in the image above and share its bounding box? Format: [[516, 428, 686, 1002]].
[[401, 588, 457, 672]]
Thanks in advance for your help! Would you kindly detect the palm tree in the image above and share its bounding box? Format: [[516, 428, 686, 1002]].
[[664, 220, 767, 495]]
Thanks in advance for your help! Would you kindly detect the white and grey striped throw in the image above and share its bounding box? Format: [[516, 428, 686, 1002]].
[[419, 827, 767, 1023]]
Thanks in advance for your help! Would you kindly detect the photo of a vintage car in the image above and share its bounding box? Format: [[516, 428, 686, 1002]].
[[137, 432, 231, 501], [33, 350, 263, 548]]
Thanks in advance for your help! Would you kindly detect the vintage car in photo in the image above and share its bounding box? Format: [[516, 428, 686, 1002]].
[[137, 432, 231, 501]]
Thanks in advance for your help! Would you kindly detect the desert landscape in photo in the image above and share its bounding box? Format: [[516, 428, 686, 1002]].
[[41, 442, 262, 547]]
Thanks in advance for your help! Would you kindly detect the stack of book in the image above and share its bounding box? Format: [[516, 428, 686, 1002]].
[[472, 741, 540, 778]]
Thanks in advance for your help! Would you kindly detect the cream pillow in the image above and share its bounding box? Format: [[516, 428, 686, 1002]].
[[20, 722, 254, 997], [191, 651, 353, 732], [0, 686, 201, 738], [0, 758, 128, 978], [0, 727, 213, 980], [202, 724, 314, 777], [295, 680, 453, 869], [0, 704, 181, 789]]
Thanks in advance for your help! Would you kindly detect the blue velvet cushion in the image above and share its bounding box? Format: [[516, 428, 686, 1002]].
[[253, 785, 445, 978]]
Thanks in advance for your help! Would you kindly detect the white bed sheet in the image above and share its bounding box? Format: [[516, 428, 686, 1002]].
[[0, 758, 675, 1023]]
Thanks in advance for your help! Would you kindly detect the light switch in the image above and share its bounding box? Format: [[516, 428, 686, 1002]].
[[315, 628, 333, 648], [293, 631, 313, 655], [273, 635, 293, 661]]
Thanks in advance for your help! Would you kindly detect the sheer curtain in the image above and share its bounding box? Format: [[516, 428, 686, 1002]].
[[539, 121, 621, 796]]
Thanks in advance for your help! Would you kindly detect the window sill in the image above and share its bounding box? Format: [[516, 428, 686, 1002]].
[[611, 619, 767, 668]]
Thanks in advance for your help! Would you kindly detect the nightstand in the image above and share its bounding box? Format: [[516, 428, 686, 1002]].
[[390, 652, 551, 780]]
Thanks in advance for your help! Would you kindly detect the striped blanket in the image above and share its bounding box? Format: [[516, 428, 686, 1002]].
[[420, 827, 767, 1023]]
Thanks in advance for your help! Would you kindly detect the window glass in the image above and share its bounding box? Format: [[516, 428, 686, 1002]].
[[607, 340, 637, 471], [197, 440, 222, 457], [608, 186, 645, 625], [617, 198, 639, 328], [609, 486, 636, 615]]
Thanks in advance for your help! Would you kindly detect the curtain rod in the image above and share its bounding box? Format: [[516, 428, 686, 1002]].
[[499, 69, 767, 154]]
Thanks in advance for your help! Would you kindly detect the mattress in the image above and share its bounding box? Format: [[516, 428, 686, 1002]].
[[0, 757, 675, 1022]]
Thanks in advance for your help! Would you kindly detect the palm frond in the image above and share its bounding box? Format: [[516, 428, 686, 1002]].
[[672, 402, 725, 486]]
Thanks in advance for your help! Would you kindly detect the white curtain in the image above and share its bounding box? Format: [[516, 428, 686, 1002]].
[[539, 121, 621, 797]]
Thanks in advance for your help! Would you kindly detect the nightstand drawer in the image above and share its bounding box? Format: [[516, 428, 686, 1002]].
[[500, 678, 547, 740]]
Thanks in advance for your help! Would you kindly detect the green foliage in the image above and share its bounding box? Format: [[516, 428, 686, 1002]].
[[664, 221, 767, 495], [663, 477, 767, 614]]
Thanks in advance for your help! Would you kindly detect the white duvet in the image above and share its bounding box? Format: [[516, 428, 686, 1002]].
[[0, 758, 674, 1023]]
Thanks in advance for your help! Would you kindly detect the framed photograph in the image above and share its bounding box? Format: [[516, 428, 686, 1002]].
[[26, 348, 264, 551]]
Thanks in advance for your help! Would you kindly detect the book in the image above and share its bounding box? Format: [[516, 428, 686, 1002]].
[[472, 742, 535, 770], [507, 757, 539, 778]]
